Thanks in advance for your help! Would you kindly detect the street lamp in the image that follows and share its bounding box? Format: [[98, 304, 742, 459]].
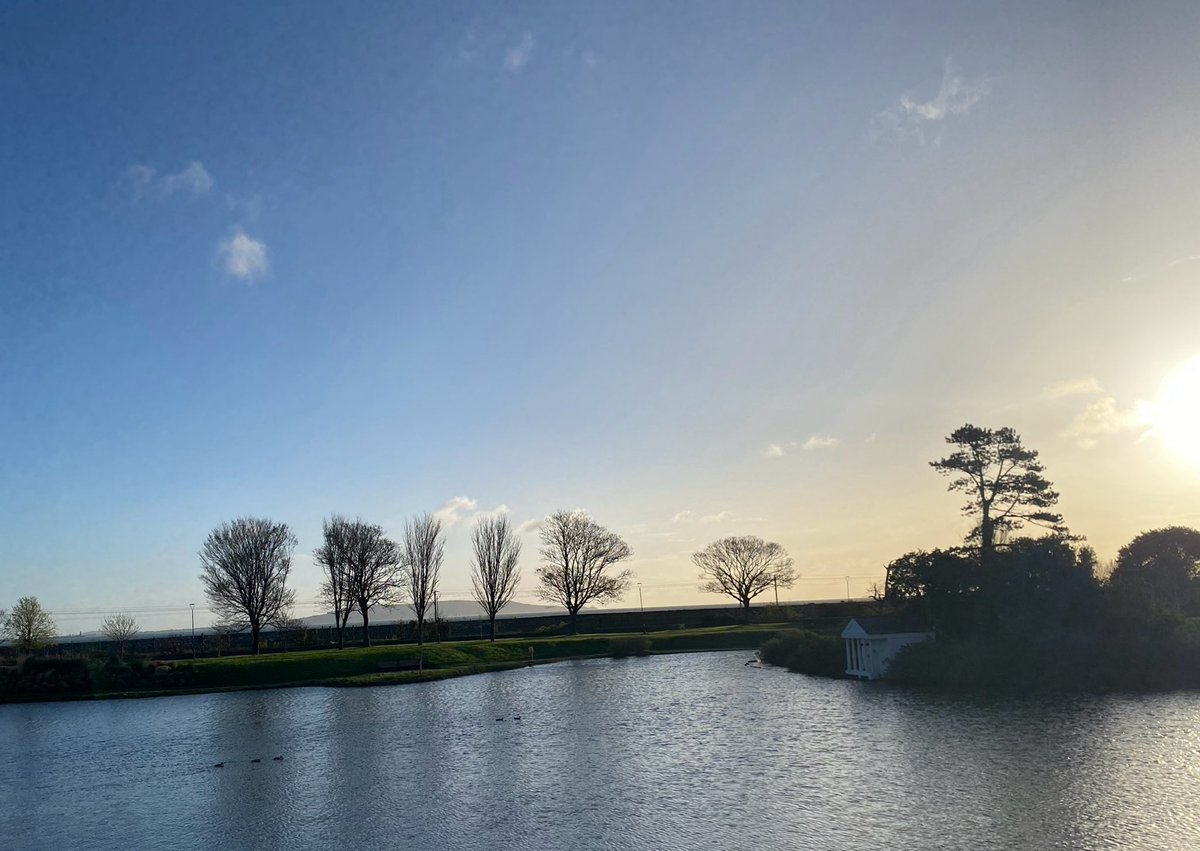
[[638, 582, 645, 633], [844, 576, 850, 602], [189, 602, 196, 659]]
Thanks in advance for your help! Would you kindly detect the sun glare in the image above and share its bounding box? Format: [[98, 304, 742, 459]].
[[1151, 355, 1200, 469]]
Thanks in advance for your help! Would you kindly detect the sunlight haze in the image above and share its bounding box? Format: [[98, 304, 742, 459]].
[[2, 1, 1198, 633]]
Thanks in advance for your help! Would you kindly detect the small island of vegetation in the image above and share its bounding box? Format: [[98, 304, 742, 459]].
[[763, 423, 1200, 693]]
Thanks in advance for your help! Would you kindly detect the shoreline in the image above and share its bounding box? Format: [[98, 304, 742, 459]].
[[0, 624, 783, 706]]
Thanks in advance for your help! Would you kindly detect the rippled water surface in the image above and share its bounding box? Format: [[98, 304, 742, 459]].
[[4, 651, 1200, 849]]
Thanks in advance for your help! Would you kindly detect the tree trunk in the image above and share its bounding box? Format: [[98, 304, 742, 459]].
[[251, 624, 261, 655], [417, 616, 424, 646], [980, 503, 994, 569], [361, 608, 371, 647], [569, 608, 579, 634], [742, 599, 752, 624], [489, 614, 496, 642]]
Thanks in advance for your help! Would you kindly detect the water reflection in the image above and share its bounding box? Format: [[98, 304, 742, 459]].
[[3, 653, 1200, 850]]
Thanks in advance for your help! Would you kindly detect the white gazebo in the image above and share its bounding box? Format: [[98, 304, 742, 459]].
[[841, 614, 934, 680]]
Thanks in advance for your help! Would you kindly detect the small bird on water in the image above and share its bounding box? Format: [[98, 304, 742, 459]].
[[272, 755, 283, 761], [213, 762, 225, 768], [250, 758, 261, 763]]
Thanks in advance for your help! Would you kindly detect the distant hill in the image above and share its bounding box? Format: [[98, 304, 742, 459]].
[[298, 599, 562, 627]]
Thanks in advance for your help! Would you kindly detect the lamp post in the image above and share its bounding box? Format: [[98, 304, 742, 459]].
[[844, 576, 850, 602], [189, 602, 196, 659], [638, 582, 645, 633]]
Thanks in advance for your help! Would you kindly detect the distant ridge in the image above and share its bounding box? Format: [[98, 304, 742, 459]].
[[297, 600, 563, 627]]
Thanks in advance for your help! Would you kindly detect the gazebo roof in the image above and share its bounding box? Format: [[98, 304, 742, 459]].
[[841, 613, 933, 638]]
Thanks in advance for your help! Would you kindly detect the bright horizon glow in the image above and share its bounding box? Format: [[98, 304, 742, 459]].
[[1150, 356, 1200, 469], [3, 3, 1200, 634]]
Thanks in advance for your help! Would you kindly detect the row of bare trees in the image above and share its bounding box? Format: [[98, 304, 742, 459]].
[[195, 508, 803, 655], [197, 510, 642, 654]]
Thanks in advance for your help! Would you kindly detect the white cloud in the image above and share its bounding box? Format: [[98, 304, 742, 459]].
[[802, 434, 841, 450], [865, 433, 878, 443], [1062, 396, 1148, 449], [516, 517, 544, 535], [1043, 377, 1106, 399], [127, 161, 213, 200], [672, 510, 734, 525], [504, 32, 535, 72], [1044, 378, 1151, 449], [217, 228, 269, 281], [873, 59, 990, 144], [433, 496, 478, 526], [764, 443, 784, 458]]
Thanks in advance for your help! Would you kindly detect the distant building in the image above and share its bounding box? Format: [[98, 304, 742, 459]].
[[841, 614, 934, 680]]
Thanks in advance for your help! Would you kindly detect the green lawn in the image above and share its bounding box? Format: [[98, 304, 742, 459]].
[[181, 624, 782, 691]]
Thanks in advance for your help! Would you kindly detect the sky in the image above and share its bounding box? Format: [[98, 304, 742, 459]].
[[2, 1, 1199, 634]]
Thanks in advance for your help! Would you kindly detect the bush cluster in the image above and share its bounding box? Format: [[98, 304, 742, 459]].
[[757, 630, 844, 677]]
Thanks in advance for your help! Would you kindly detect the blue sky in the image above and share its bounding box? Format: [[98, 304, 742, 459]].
[[3, 2, 1200, 632]]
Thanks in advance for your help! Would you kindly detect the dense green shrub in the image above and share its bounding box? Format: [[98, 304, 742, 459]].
[[758, 630, 843, 677], [534, 620, 569, 635]]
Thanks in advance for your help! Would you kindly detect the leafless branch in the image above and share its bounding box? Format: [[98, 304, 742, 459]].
[[199, 517, 297, 655], [470, 514, 522, 641]]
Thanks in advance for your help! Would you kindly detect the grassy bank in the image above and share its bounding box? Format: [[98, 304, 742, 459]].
[[1, 624, 782, 703]]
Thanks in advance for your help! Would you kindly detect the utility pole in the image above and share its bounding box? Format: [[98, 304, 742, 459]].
[[638, 582, 645, 633], [773, 577, 779, 607], [844, 576, 850, 602], [189, 602, 196, 659]]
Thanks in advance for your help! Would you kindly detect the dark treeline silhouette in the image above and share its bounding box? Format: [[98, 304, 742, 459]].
[[878, 424, 1200, 692]]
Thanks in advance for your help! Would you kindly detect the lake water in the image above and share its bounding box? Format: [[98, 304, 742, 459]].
[[3, 650, 1200, 850]]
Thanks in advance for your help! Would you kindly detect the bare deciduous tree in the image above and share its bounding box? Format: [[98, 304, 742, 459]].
[[100, 612, 139, 657], [346, 518, 402, 647], [316, 516, 401, 649], [199, 517, 296, 655], [403, 513, 444, 646], [3, 596, 57, 653], [536, 510, 633, 633], [315, 517, 354, 650], [694, 536, 796, 622], [470, 515, 522, 641]]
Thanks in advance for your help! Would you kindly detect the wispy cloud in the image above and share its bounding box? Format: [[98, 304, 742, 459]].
[[457, 18, 482, 63], [671, 510, 734, 525], [433, 496, 478, 526], [504, 32, 535, 72], [474, 503, 510, 520], [1063, 396, 1147, 449], [126, 161, 214, 200], [516, 517, 544, 535], [1050, 379, 1149, 448], [764, 443, 785, 458], [873, 59, 990, 144], [217, 228, 269, 281], [802, 434, 841, 450], [1043, 377, 1106, 399]]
